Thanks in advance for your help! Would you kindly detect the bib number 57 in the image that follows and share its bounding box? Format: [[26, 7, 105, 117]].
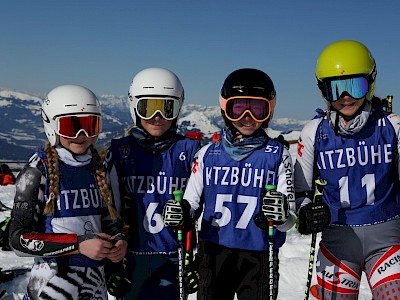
[[212, 194, 257, 229]]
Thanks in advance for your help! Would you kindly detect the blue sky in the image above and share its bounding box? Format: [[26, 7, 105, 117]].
[[1, 0, 400, 120]]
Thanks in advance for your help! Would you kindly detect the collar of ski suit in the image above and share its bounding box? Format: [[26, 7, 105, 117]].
[[129, 126, 177, 152], [221, 127, 269, 162], [56, 146, 92, 167], [328, 100, 372, 136]]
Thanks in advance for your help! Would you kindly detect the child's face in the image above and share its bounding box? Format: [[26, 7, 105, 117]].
[[231, 114, 263, 136], [60, 134, 94, 155], [140, 113, 173, 137], [331, 95, 366, 120]]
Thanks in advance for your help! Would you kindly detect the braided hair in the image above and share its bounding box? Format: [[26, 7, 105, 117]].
[[43, 143, 118, 220]]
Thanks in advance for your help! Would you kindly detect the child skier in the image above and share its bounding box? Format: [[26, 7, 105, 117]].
[[295, 40, 400, 299], [104, 67, 201, 299], [164, 68, 296, 299], [9, 84, 127, 299]]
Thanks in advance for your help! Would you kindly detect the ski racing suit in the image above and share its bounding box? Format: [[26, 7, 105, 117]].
[[295, 107, 400, 299], [105, 132, 200, 299], [9, 147, 123, 300], [183, 129, 296, 300]]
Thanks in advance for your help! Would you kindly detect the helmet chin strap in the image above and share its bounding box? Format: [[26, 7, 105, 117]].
[[333, 109, 340, 136], [221, 110, 240, 138]]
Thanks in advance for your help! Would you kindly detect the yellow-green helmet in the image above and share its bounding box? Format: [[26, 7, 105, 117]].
[[316, 40, 377, 101]]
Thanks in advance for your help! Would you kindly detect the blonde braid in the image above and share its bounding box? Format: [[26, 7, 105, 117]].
[[91, 146, 119, 220], [44, 143, 59, 214]]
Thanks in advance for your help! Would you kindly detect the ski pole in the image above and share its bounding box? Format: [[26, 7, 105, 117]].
[[386, 95, 393, 114], [253, 184, 279, 299], [183, 227, 199, 294], [266, 184, 276, 300], [173, 189, 185, 300], [304, 179, 327, 300]]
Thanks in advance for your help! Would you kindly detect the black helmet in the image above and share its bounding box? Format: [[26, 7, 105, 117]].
[[219, 68, 277, 128]]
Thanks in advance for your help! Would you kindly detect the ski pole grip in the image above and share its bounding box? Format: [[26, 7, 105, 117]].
[[313, 179, 327, 204], [387, 95, 393, 114], [265, 184, 276, 238], [173, 190, 183, 203], [173, 190, 184, 242]]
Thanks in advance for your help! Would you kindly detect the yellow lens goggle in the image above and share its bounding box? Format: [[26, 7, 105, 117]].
[[136, 98, 181, 120]]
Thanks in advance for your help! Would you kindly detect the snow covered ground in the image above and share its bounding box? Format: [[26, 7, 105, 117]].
[[0, 170, 372, 299]]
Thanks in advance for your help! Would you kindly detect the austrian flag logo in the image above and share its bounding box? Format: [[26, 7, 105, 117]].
[[119, 145, 131, 159], [297, 141, 304, 157], [192, 161, 199, 174]]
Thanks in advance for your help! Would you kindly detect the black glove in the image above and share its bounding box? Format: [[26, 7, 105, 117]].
[[105, 257, 134, 297], [183, 252, 199, 294], [262, 190, 289, 225], [297, 202, 331, 235]]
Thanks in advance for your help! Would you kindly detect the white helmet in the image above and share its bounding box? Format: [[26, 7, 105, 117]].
[[41, 85, 101, 146], [128, 67, 184, 125]]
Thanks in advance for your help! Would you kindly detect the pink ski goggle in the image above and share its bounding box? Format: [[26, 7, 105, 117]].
[[224, 96, 272, 122]]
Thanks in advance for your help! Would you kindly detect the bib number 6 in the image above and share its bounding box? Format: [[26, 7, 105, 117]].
[[143, 202, 164, 234]]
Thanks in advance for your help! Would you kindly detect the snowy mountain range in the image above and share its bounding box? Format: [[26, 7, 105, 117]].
[[0, 89, 308, 160]]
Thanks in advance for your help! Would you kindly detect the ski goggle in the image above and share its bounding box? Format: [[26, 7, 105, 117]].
[[136, 98, 181, 120], [224, 96, 271, 122], [317, 76, 369, 102], [56, 114, 101, 138]]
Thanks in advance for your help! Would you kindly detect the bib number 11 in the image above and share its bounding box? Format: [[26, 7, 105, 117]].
[[338, 174, 375, 208]]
